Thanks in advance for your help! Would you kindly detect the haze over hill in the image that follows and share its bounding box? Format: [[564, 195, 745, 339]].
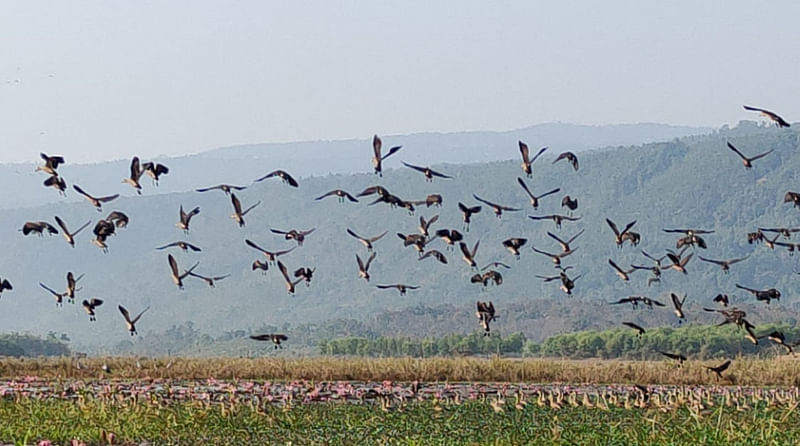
[[0, 121, 798, 355], [0, 123, 709, 210]]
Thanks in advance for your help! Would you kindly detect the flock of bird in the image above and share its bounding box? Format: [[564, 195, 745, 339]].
[[0, 105, 796, 366]]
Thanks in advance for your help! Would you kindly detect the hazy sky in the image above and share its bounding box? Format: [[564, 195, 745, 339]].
[[1, 1, 798, 163]]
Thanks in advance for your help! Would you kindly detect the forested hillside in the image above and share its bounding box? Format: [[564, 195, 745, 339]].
[[0, 121, 797, 355]]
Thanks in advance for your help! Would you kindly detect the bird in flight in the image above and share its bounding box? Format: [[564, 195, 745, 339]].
[[743, 105, 790, 128], [254, 170, 299, 187], [518, 141, 547, 178], [372, 134, 402, 177], [119, 304, 150, 336], [726, 142, 773, 170], [402, 162, 452, 181]]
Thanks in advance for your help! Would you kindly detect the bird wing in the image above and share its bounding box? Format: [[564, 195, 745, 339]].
[[621, 220, 637, 235], [373, 134, 382, 158], [538, 188, 561, 199], [748, 149, 774, 161], [277, 261, 291, 282], [118, 305, 131, 323], [402, 161, 426, 174], [356, 254, 365, 271], [282, 172, 299, 187], [471, 240, 480, 258], [608, 259, 625, 274], [365, 252, 377, 270], [195, 185, 222, 193], [726, 142, 747, 160], [250, 334, 272, 341], [230, 193, 243, 214], [54, 216, 69, 234], [72, 220, 92, 236], [253, 170, 279, 182], [241, 200, 261, 216], [698, 256, 723, 266], [428, 167, 451, 178], [530, 146, 548, 163], [168, 254, 179, 277], [382, 146, 402, 161], [270, 228, 289, 235], [274, 247, 296, 257], [727, 255, 749, 265], [39, 283, 62, 297], [606, 218, 620, 236], [131, 306, 150, 324], [459, 242, 472, 259], [72, 184, 93, 199], [517, 177, 534, 198], [518, 141, 530, 163], [130, 157, 141, 179], [472, 194, 495, 207], [315, 190, 338, 200]]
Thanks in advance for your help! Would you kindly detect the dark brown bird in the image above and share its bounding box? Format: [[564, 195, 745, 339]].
[[760, 331, 796, 353], [607, 218, 638, 248], [376, 284, 419, 296], [230, 193, 261, 227], [39, 282, 67, 306], [458, 202, 482, 231], [168, 254, 199, 290], [122, 156, 144, 194], [611, 296, 643, 309], [277, 261, 303, 294], [54, 216, 91, 247], [418, 214, 439, 237], [424, 194, 442, 207], [142, 161, 169, 185], [0, 278, 12, 297], [105, 211, 129, 228], [758, 227, 800, 239], [735, 284, 780, 304], [372, 135, 402, 177], [20, 221, 58, 236], [747, 230, 765, 244], [482, 262, 511, 270], [517, 177, 560, 209], [622, 322, 645, 337], [726, 141, 773, 169], [254, 170, 299, 187], [187, 271, 230, 288], [36, 153, 65, 175], [784, 192, 800, 208], [91, 219, 115, 252], [398, 233, 427, 255], [356, 252, 377, 281], [608, 259, 635, 281], [195, 184, 247, 195], [502, 238, 527, 258], [271, 228, 316, 246], [419, 249, 448, 264], [252, 260, 269, 274], [294, 267, 315, 286], [177, 205, 201, 232], [713, 294, 729, 307], [473, 270, 503, 287], [561, 195, 578, 213], [473, 194, 521, 218], [698, 255, 748, 273], [671, 292, 687, 322], [357, 185, 391, 198], [476, 301, 497, 336], [664, 249, 693, 274], [528, 214, 581, 229], [434, 229, 463, 250], [706, 360, 731, 381], [459, 240, 480, 268], [659, 351, 687, 365], [65, 272, 84, 303], [315, 189, 359, 203], [743, 105, 790, 127], [82, 298, 103, 322], [552, 151, 579, 171], [546, 230, 584, 253], [402, 161, 452, 181], [43, 174, 67, 195], [532, 246, 578, 267], [518, 141, 547, 178], [244, 239, 296, 264], [536, 270, 581, 295], [251, 333, 288, 349], [347, 229, 388, 252], [118, 304, 149, 336], [156, 241, 202, 252], [72, 185, 119, 211]]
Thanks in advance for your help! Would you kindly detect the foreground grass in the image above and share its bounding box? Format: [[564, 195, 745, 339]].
[[2, 356, 800, 386], [1, 397, 798, 445]]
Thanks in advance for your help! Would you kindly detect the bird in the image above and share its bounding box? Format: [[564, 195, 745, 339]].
[[254, 170, 299, 187], [293, 267, 315, 286], [697, 255, 749, 273], [402, 161, 452, 181], [105, 211, 129, 228], [357, 185, 391, 198], [553, 151, 579, 171], [91, 219, 115, 252], [473, 194, 521, 218], [561, 195, 578, 213], [39, 282, 67, 306], [118, 305, 150, 336], [20, 221, 58, 236], [546, 230, 584, 253], [187, 271, 230, 288], [537, 270, 581, 295], [532, 246, 578, 267], [726, 141, 773, 169], [502, 238, 527, 258], [418, 250, 448, 264], [608, 259, 635, 281], [36, 153, 65, 175], [167, 254, 200, 290], [72, 185, 119, 211], [156, 241, 202, 252], [271, 228, 316, 247], [82, 298, 103, 322], [518, 141, 547, 178], [758, 227, 800, 239], [458, 202, 482, 231], [122, 156, 144, 194], [610, 296, 643, 309], [476, 301, 496, 336], [315, 189, 359, 203], [760, 331, 796, 354], [622, 322, 645, 337], [277, 261, 303, 294], [252, 260, 269, 274], [517, 178, 560, 209], [640, 297, 665, 309], [528, 214, 581, 229], [229, 193, 261, 227], [784, 191, 800, 208], [0, 278, 12, 297], [459, 240, 480, 268], [43, 174, 67, 195], [706, 360, 731, 381], [347, 229, 388, 252], [195, 184, 247, 195], [372, 134, 402, 177], [142, 161, 169, 185], [356, 252, 377, 281], [659, 351, 687, 365], [418, 215, 439, 237], [433, 229, 463, 250], [54, 216, 91, 248], [376, 284, 420, 296], [743, 105, 790, 128], [250, 333, 288, 349], [664, 249, 693, 274], [735, 284, 780, 304], [424, 194, 443, 207], [713, 294, 729, 307], [481, 262, 511, 271], [397, 233, 427, 255], [177, 205, 201, 233], [65, 272, 84, 303], [606, 219, 638, 248], [245, 239, 296, 264], [671, 293, 687, 322]]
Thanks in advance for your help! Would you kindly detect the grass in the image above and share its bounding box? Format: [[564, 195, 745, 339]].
[[2, 396, 800, 445], [2, 356, 800, 386]]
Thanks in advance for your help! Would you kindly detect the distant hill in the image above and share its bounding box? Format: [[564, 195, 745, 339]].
[[1, 120, 796, 356], [0, 122, 709, 210]]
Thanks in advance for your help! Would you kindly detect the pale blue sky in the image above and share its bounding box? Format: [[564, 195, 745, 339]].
[[1, 1, 798, 162]]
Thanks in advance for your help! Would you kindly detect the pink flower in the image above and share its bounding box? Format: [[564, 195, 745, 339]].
[[37, 441, 52, 446]]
